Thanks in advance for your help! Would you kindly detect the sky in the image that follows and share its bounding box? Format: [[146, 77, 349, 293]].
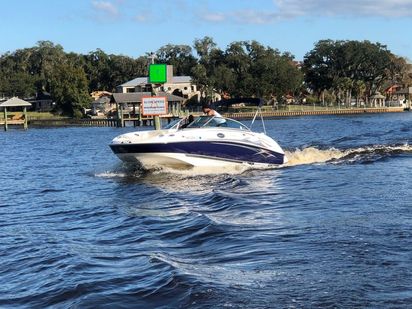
[[1, 0, 412, 61]]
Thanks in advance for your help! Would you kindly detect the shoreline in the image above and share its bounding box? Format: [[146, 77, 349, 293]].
[[225, 106, 406, 120], [4, 107, 406, 129]]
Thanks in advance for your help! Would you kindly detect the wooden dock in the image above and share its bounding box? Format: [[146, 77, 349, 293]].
[[28, 115, 178, 128]]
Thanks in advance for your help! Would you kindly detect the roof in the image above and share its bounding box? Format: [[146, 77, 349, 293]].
[[118, 76, 192, 87], [370, 92, 385, 99], [93, 96, 111, 104], [395, 87, 412, 95], [170, 76, 191, 83], [119, 77, 148, 87], [0, 97, 32, 107], [111, 92, 184, 104], [36, 91, 52, 100]]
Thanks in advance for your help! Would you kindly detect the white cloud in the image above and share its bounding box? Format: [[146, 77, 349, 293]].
[[274, 0, 412, 18], [92, 1, 119, 18], [91, 0, 412, 25], [232, 10, 279, 24], [202, 12, 226, 22], [195, 0, 412, 25], [134, 14, 149, 22]]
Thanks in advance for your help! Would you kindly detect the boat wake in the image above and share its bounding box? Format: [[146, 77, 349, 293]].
[[285, 143, 412, 166], [96, 144, 412, 178]]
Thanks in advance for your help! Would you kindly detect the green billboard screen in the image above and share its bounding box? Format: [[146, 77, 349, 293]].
[[149, 64, 167, 83]]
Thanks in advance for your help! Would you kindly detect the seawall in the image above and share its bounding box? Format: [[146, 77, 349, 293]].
[[224, 107, 405, 120], [26, 107, 406, 127]]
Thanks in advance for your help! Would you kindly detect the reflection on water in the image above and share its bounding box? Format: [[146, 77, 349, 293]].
[[2, 113, 412, 308]]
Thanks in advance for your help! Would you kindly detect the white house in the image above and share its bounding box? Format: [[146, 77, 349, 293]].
[[116, 75, 199, 101]]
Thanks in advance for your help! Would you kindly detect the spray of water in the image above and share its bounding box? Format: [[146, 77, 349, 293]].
[[285, 147, 346, 166], [96, 144, 412, 178]]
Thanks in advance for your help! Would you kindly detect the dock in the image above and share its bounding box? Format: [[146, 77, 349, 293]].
[[0, 97, 31, 131], [28, 114, 180, 128], [225, 107, 406, 119]]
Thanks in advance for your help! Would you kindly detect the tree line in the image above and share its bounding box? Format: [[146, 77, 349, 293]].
[[302, 40, 411, 106], [0, 38, 410, 116]]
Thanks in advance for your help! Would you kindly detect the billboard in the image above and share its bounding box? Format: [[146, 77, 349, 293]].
[[141, 96, 168, 116]]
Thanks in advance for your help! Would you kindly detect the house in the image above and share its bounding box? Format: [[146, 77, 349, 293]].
[[90, 91, 112, 116], [116, 73, 199, 101], [110, 92, 185, 117], [27, 92, 54, 112], [395, 87, 412, 109], [91, 91, 112, 101]]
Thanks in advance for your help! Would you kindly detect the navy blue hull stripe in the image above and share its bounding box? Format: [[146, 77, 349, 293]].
[[110, 141, 284, 165]]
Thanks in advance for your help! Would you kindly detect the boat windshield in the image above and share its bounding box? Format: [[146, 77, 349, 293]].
[[186, 116, 250, 131], [163, 118, 183, 130]]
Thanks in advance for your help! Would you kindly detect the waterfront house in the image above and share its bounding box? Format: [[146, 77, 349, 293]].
[[116, 67, 199, 101], [90, 91, 112, 116], [110, 92, 185, 117], [27, 92, 54, 112], [395, 87, 412, 109]]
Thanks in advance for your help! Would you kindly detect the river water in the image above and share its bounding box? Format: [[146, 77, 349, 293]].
[[1, 112, 412, 308]]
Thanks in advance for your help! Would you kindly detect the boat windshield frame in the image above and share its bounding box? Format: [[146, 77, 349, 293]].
[[186, 116, 250, 131], [163, 118, 183, 130]]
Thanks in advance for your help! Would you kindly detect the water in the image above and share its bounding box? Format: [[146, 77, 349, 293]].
[[1, 113, 412, 308]]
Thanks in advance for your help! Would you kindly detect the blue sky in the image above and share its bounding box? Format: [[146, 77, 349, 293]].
[[1, 0, 412, 61]]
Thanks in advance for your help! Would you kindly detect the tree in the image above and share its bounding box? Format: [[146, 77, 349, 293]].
[[223, 41, 302, 100], [156, 44, 197, 76], [83, 49, 111, 91], [302, 40, 337, 101], [49, 64, 90, 117], [191, 37, 223, 102], [28, 41, 66, 93], [303, 39, 408, 105]]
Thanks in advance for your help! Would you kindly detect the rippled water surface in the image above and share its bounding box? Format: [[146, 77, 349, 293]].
[[1, 113, 412, 308]]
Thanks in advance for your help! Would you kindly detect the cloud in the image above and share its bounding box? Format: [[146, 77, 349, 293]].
[[134, 14, 150, 22], [202, 12, 226, 22], [196, 0, 412, 25], [274, 0, 412, 19], [91, 1, 119, 18]]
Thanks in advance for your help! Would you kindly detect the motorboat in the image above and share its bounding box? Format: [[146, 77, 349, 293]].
[[109, 99, 287, 170]]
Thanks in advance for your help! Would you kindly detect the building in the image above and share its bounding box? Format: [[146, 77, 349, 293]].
[[370, 92, 386, 107], [395, 87, 412, 109], [27, 92, 54, 112], [90, 91, 112, 116], [116, 75, 199, 101], [110, 92, 185, 117]]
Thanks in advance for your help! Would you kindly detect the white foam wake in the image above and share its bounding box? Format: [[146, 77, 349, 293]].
[[285, 143, 412, 166], [285, 147, 346, 166]]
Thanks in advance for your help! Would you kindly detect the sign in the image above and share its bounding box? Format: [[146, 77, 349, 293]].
[[149, 64, 167, 83], [142, 96, 168, 116]]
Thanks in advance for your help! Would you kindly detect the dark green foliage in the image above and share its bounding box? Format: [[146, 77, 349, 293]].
[[49, 63, 90, 117], [0, 41, 147, 116], [302, 40, 411, 104], [155, 44, 197, 76], [189, 38, 303, 103], [0, 37, 410, 116]]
